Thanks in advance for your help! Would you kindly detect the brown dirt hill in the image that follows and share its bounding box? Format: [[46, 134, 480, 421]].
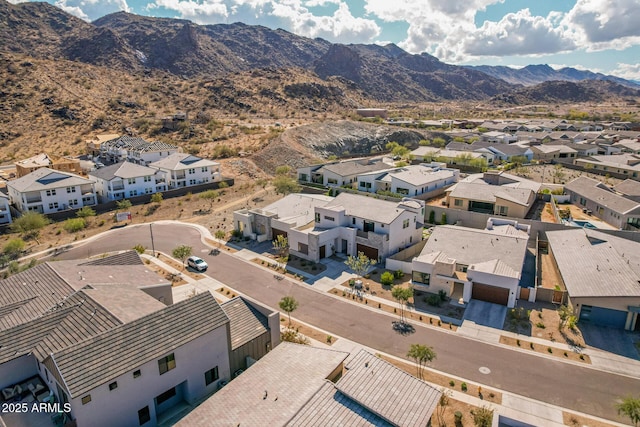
[[491, 80, 640, 105], [251, 120, 449, 173]]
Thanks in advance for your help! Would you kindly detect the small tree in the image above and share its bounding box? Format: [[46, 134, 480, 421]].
[[132, 244, 146, 254], [435, 388, 451, 427], [272, 234, 289, 270], [471, 406, 493, 427], [279, 296, 299, 327], [116, 199, 133, 211], [440, 212, 447, 225], [199, 189, 219, 209], [428, 210, 435, 224], [380, 271, 394, 286], [150, 192, 163, 204], [11, 212, 49, 244], [392, 286, 413, 323], [557, 304, 575, 330], [273, 175, 301, 195], [3, 238, 25, 260], [63, 218, 87, 233], [76, 206, 96, 218], [617, 396, 640, 427], [217, 181, 229, 194], [172, 245, 192, 270], [406, 343, 436, 380], [214, 229, 226, 246], [344, 251, 376, 279]]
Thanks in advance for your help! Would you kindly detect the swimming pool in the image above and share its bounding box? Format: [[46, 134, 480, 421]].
[[570, 220, 597, 229]]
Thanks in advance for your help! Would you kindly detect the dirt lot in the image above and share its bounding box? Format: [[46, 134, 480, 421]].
[[512, 164, 624, 186]]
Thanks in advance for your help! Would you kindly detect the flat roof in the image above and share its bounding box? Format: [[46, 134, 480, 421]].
[[324, 192, 415, 224], [448, 182, 534, 206], [546, 228, 640, 298], [255, 193, 333, 227]]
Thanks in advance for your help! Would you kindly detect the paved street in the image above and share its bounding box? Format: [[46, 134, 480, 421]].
[[56, 222, 640, 423]]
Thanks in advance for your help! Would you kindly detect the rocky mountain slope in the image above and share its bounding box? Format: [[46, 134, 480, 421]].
[[469, 64, 640, 89], [491, 80, 640, 105]]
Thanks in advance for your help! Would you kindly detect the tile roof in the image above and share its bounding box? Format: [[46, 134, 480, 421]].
[[221, 297, 269, 350], [47, 292, 229, 398], [614, 179, 640, 198], [318, 161, 390, 177], [448, 182, 534, 206], [150, 153, 219, 170], [546, 228, 640, 298], [89, 162, 159, 181], [565, 176, 640, 215], [177, 343, 349, 427], [78, 250, 143, 266], [0, 291, 121, 364], [324, 192, 415, 224], [7, 168, 94, 193], [81, 285, 166, 323]]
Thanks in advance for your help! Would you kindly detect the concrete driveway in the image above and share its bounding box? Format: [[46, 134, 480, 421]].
[[580, 323, 640, 359], [463, 299, 508, 329]]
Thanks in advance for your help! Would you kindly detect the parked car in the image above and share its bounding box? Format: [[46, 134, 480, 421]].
[[187, 256, 208, 272]]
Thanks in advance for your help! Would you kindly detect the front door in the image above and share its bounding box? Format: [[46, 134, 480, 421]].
[[341, 239, 348, 253], [319, 245, 326, 259]]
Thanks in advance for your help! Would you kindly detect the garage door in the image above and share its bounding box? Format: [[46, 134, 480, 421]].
[[472, 283, 509, 305], [356, 244, 378, 261], [272, 228, 288, 240], [579, 305, 627, 329]]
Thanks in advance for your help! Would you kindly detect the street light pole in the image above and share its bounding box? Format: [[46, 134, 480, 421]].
[[150, 223, 156, 257]]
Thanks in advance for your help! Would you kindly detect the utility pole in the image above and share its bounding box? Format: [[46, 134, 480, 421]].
[[150, 223, 156, 257]]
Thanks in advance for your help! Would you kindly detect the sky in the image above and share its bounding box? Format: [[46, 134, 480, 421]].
[[10, 0, 640, 80]]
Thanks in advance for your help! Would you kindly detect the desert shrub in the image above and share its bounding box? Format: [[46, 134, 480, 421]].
[[380, 271, 394, 286], [427, 294, 441, 307], [63, 218, 86, 233]]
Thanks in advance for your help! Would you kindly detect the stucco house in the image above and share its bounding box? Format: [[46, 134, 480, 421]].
[[546, 228, 640, 330], [411, 219, 530, 307], [7, 168, 97, 214], [574, 154, 640, 179], [149, 153, 221, 189], [90, 161, 167, 202], [0, 193, 12, 224], [355, 163, 458, 198], [297, 158, 392, 188], [99, 136, 179, 165], [530, 144, 578, 162]]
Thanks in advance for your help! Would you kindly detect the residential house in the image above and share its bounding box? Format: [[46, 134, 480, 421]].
[[564, 176, 640, 229], [15, 153, 82, 178], [89, 162, 167, 202], [0, 193, 11, 224], [86, 133, 120, 157], [7, 168, 97, 214], [149, 153, 221, 189], [574, 154, 640, 179], [613, 179, 640, 202], [546, 228, 640, 330], [530, 144, 578, 162], [411, 219, 530, 307], [99, 136, 179, 165], [446, 141, 533, 163], [445, 171, 540, 218], [297, 158, 392, 188], [288, 193, 424, 262], [480, 131, 517, 144], [355, 163, 458, 198], [177, 343, 442, 427], [613, 139, 640, 155]]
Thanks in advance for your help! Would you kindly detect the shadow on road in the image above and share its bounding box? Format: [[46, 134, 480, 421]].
[[392, 321, 415, 335]]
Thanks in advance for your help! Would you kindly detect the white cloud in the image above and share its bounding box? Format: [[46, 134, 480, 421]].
[[148, 0, 379, 43], [54, 0, 130, 21], [612, 63, 640, 80], [564, 0, 640, 50]]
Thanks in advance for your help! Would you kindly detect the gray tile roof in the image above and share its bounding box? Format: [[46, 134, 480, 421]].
[[0, 291, 121, 364], [177, 343, 349, 427], [418, 225, 528, 278], [47, 292, 229, 398], [613, 179, 640, 198], [0, 263, 75, 331], [88, 161, 158, 181], [325, 192, 411, 224], [101, 135, 148, 150], [319, 161, 390, 177], [7, 168, 94, 193], [389, 165, 456, 187], [448, 182, 534, 206], [150, 153, 219, 170], [565, 176, 640, 215], [79, 250, 143, 266], [221, 297, 269, 350], [286, 381, 392, 427], [81, 285, 166, 323], [546, 228, 640, 298]]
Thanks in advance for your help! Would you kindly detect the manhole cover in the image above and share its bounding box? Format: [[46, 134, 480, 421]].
[[479, 367, 491, 374]]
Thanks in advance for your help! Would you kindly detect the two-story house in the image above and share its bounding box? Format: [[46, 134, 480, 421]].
[[149, 153, 221, 189], [0, 193, 12, 224], [99, 136, 178, 165], [89, 162, 167, 202], [7, 168, 97, 214], [356, 163, 458, 199]]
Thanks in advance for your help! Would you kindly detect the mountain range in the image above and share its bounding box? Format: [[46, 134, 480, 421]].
[[2, 0, 638, 104]]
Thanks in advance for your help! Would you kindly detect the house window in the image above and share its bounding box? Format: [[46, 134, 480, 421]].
[[324, 215, 335, 222], [498, 206, 508, 216], [48, 202, 59, 210], [188, 168, 196, 174], [412, 271, 430, 285], [133, 369, 141, 378], [128, 178, 136, 185], [579, 197, 586, 206], [109, 382, 118, 391], [327, 178, 338, 185], [129, 190, 138, 197], [359, 181, 366, 188], [352, 218, 356, 225], [363, 221, 375, 232], [155, 387, 176, 405], [205, 366, 219, 386], [456, 264, 468, 273], [397, 187, 409, 195], [138, 406, 150, 425], [454, 199, 462, 207], [158, 353, 176, 375], [144, 176, 152, 182], [81, 395, 91, 405], [46, 189, 57, 196], [66, 187, 76, 193], [145, 188, 153, 194], [69, 199, 78, 207], [315, 213, 320, 223], [403, 219, 409, 229], [189, 179, 197, 186], [201, 167, 208, 172]]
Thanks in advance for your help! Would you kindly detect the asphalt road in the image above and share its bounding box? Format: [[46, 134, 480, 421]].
[[56, 222, 639, 423]]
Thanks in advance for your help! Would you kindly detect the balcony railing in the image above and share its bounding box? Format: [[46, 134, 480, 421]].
[[25, 196, 42, 203], [111, 183, 124, 191]]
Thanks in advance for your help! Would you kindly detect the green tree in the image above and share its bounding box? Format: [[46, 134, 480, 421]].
[[273, 175, 301, 195], [172, 245, 193, 270], [406, 343, 437, 380], [344, 251, 376, 279], [199, 189, 219, 209], [617, 396, 640, 426], [217, 181, 229, 193], [279, 295, 299, 327], [557, 304, 576, 330], [11, 212, 50, 244], [428, 210, 436, 224], [272, 234, 289, 270], [150, 192, 163, 204], [432, 137, 446, 147], [3, 238, 25, 260], [392, 286, 413, 323], [441, 212, 447, 225], [214, 229, 226, 246], [76, 206, 96, 218], [380, 271, 394, 286], [435, 389, 451, 427], [132, 244, 146, 254], [116, 199, 133, 211], [471, 406, 494, 427]]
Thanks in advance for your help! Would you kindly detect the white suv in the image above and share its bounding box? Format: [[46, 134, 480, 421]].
[[187, 256, 208, 272]]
